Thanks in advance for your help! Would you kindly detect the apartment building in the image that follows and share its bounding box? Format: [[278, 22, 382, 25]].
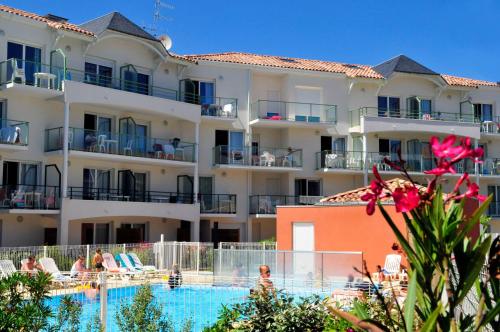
[[0, 4, 499, 246]]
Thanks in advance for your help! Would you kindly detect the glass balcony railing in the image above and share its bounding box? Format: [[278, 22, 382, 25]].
[[65, 68, 178, 101], [0, 184, 60, 210], [367, 152, 476, 174], [249, 195, 319, 214], [315, 150, 364, 170], [180, 93, 238, 119], [350, 107, 478, 127], [0, 58, 65, 90], [213, 146, 303, 168], [67, 187, 194, 204], [199, 194, 237, 214], [0, 119, 29, 146], [45, 127, 196, 162], [251, 100, 337, 123]]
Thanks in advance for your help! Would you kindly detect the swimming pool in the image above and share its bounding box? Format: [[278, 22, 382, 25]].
[[47, 283, 331, 331]]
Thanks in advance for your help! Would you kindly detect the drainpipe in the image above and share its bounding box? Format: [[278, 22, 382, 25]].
[[62, 99, 70, 198], [193, 122, 199, 202]]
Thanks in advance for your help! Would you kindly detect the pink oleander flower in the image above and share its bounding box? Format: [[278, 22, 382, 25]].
[[452, 173, 487, 202], [392, 185, 421, 213], [361, 166, 387, 215], [430, 135, 464, 159], [424, 160, 456, 176]]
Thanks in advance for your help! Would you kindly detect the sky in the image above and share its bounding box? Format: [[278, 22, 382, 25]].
[[3, 0, 499, 82]]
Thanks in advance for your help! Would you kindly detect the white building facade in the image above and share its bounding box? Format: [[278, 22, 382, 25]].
[[0, 5, 499, 246]]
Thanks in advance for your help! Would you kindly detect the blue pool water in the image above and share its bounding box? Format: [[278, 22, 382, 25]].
[[48, 284, 251, 331]]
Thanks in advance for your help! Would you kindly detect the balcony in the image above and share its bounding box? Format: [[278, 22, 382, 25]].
[[200, 194, 237, 216], [213, 146, 303, 171], [45, 127, 196, 166], [250, 100, 337, 128], [0, 58, 64, 98], [180, 93, 238, 121], [315, 150, 364, 174], [249, 195, 320, 216], [350, 107, 480, 138], [480, 117, 500, 135], [0, 119, 29, 151], [0, 184, 60, 212], [67, 187, 194, 203]]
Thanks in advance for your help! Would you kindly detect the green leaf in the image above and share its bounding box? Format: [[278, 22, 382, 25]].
[[404, 272, 417, 332], [419, 303, 441, 332]]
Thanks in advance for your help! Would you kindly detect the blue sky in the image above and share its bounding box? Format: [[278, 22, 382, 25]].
[[4, 0, 499, 81]]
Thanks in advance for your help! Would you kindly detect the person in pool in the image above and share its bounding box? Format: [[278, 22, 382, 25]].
[[168, 264, 183, 289], [257, 264, 274, 291]]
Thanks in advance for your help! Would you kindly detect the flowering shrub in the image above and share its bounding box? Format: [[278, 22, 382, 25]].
[[337, 135, 500, 331]]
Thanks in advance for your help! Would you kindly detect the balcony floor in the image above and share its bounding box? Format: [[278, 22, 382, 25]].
[[2, 82, 63, 99], [201, 116, 237, 124], [249, 118, 333, 129], [0, 143, 29, 152], [0, 209, 60, 214], [214, 164, 303, 172]]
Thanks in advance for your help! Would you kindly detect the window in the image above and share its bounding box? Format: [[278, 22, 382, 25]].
[[83, 168, 112, 199], [2, 161, 39, 186], [181, 79, 215, 105], [84, 62, 112, 87], [407, 97, 432, 119], [488, 186, 500, 216], [0, 99, 6, 122], [378, 96, 400, 117], [294, 179, 321, 196], [474, 104, 493, 122], [7, 42, 42, 85], [379, 139, 401, 156], [214, 130, 244, 164], [81, 223, 110, 244]]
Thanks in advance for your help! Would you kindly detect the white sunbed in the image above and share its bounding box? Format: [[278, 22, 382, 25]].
[[127, 252, 157, 272], [102, 253, 136, 278], [116, 253, 144, 274], [39, 257, 72, 282], [0, 259, 17, 278]]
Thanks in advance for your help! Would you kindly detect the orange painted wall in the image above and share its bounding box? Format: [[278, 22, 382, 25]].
[[276, 204, 407, 274]]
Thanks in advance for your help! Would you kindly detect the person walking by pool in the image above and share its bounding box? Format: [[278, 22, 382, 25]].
[[257, 264, 274, 291], [168, 264, 183, 289], [92, 248, 104, 272], [21, 255, 45, 276], [71, 255, 90, 278]]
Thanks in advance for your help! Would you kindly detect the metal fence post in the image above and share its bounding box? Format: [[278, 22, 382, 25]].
[[86, 244, 90, 269], [122, 243, 126, 254], [218, 248, 222, 275], [159, 234, 165, 270], [43, 245, 47, 258], [99, 272, 107, 331]]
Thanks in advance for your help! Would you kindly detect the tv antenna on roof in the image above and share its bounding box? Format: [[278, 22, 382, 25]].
[[143, 0, 174, 38]]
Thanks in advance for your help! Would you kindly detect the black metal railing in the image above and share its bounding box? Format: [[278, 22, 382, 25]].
[[0, 184, 60, 210], [180, 92, 238, 119], [67, 187, 194, 204], [199, 194, 237, 214]]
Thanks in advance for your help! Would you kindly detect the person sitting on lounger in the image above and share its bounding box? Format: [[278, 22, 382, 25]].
[[21, 256, 45, 276], [71, 255, 90, 278], [168, 264, 183, 289]]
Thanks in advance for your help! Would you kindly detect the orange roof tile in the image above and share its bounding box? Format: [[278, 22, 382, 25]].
[[0, 4, 94, 37], [320, 178, 426, 204], [184, 52, 384, 79], [441, 74, 498, 88]]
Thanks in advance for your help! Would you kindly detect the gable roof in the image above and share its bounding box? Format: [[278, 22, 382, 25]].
[[441, 74, 498, 88], [184, 52, 384, 79], [0, 4, 94, 37], [319, 178, 426, 204], [80, 12, 156, 41], [373, 55, 439, 77]]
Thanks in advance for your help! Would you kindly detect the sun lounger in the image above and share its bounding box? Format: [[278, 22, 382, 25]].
[[102, 253, 129, 273], [127, 252, 157, 272], [39, 257, 72, 282], [115, 253, 143, 273], [0, 259, 17, 278]]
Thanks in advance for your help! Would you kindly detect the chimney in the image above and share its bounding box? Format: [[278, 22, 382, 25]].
[[44, 14, 68, 23]]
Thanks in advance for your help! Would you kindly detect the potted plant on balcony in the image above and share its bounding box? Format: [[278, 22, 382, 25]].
[[329, 135, 499, 331]]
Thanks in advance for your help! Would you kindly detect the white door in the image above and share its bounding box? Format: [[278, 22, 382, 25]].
[[292, 223, 315, 279]]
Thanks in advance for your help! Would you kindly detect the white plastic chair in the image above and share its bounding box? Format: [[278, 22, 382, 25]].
[[123, 140, 133, 155], [382, 254, 402, 278], [12, 60, 25, 84], [0, 260, 17, 278], [222, 104, 233, 117], [260, 151, 275, 166], [97, 135, 106, 152]]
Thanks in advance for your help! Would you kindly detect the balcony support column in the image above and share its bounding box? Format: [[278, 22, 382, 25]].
[[62, 100, 70, 198], [193, 122, 199, 203], [362, 134, 368, 186], [57, 201, 69, 245]]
